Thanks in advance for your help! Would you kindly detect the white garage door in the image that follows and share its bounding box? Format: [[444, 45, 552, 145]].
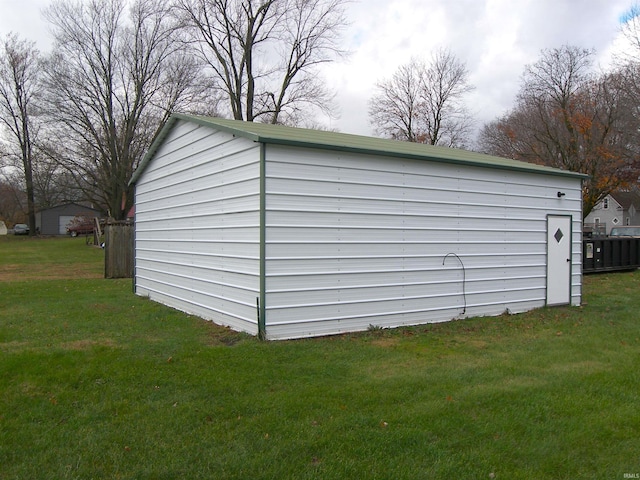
[[58, 215, 75, 235]]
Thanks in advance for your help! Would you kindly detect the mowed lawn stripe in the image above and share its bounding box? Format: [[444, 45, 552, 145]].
[[0, 236, 639, 479]]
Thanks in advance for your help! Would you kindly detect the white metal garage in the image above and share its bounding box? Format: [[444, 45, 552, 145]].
[[130, 114, 586, 340]]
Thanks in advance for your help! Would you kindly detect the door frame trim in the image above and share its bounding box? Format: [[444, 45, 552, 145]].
[[546, 214, 573, 306]]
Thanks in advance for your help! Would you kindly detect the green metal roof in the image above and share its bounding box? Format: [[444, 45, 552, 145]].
[[130, 113, 587, 185]]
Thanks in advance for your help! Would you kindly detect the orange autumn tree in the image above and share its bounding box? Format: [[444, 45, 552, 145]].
[[478, 46, 639, 218]]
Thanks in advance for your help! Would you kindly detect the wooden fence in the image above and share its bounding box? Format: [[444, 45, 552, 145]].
[[104, 222, 134, 278]]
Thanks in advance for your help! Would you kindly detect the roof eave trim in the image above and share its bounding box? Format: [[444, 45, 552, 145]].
[[129, 116, 181, 186], [131, 113, 589, 184], [175, 113, 262, 142], [196, 115, 587, 179], [130, 114, 267, 186], [257, 137, 589, 180]]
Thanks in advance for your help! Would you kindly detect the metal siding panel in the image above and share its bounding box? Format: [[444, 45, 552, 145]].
[[136, 225, 259, 241], [133, 283, 258, 334], [134, 121, 260, 335], [136, 163, 260, 204], [264, 145, 582, 340], [265, 298, 545, 340], [135, 126, 251, 191]]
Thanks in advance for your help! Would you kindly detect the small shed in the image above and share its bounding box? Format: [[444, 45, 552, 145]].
[[36, 203, 102, 235], [130, 114, 586, 340]]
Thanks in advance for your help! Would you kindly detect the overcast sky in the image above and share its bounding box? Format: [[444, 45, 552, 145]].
[[0, 0, 636, 140]]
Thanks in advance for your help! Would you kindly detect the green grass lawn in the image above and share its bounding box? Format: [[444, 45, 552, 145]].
[[1, 236, 639, 479]]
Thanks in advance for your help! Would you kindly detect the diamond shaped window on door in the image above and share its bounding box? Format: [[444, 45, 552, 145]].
[[554, 228, 564, 243]]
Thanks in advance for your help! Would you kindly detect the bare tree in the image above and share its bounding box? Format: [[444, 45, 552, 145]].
[[0, 175, 28, 226], [42, 0, 207, 220], [32, 157, 86, 208], [175, 0, 348, 125], [0, 33, 41, 234], [368, 60, 423, 142], [615, 10, 640, 159], [478, 46, 640, 217], [369, 48, 475, 148], [620, 5, 640, 56]]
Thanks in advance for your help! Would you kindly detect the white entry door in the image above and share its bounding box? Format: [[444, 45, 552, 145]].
[[546, 215, 572, 306]]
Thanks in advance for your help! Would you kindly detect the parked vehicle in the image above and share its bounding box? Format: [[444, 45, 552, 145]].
[[13, 223, 29, 235], [609, 226, 640, 237], [67, 216, 96, 237]]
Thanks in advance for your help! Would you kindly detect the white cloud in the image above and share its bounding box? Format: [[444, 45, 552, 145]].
[[0, 0, 51, 50], [319, 0, 635, 140], [0, 0, 636, 143]]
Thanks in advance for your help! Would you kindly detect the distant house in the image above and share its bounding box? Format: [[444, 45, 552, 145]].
[[584, 189, 640, 235], [35, 203, 102, 235]]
